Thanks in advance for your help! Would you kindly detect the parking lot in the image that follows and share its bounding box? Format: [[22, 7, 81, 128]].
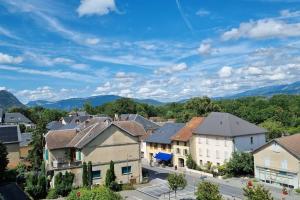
[[136, 178, 197, 200]]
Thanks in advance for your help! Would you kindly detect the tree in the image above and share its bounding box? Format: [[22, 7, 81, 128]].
[[25, 172, 47, 200], [0, 141, 8, 173], [87, 161, 92, 187], [186, 154, 197, 169], [55, 171, 74, 197], [82, 162, 88, 187], [195, 181, 223, 200], [28, 119, 47, 169], [67, 186, 122, 200], [260, 120, 284, 141], [167, 173, 187, 197], [226, 152, 254, 176], [83, 102, 94, 115], [105, 161, 116, 187], [243, 184, 274, 200]]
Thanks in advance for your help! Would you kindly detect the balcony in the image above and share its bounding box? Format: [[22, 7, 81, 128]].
[[51, 159, 82, 169]]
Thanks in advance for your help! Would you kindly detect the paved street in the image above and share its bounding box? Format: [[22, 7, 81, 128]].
[[126, 165, 300, 200]]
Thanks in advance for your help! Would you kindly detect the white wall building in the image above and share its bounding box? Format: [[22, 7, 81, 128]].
[[190, 112, 266, 166]]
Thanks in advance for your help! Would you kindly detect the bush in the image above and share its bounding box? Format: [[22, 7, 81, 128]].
[[54, 171, 75, 197], [295, 188, 300, 194], [67, 187, 122, 200], [46, 189, 58, 199], [243, 184, 274, 200], [217, 164, 227, 176], [25, 172, 47, 200], [195, 181, 223, 200], [226, 152, 254, 176], [109, 181, 121, 192], [186, 154, 197, 169]]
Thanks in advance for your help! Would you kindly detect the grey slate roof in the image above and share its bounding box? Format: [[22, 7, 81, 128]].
[[20, 132, 32, 147], [145, 123, 185, 144], [0, 125, 20, 144], [194, 112, 266, 137], [120, 114, 160, 131], [46, 121, 63, 130], [4, 112, 32, 124]]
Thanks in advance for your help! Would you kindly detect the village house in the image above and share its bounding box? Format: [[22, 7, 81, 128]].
[[3, 112, 34, 129], [144, 123, 185, 165], [171, 117, 204, 168], [44, 118, 146, 187], [119, 114, 160, 160], [0, 125, 21, 168], [253, 134, 300, 189], [190, 112, 266, 167]]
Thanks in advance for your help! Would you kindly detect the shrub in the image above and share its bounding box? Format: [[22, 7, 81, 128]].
[[25, 172, 47, 200], [67, 186, 122, 200], [105, 161, 116, 188], [54, 171, 75, 197], [82, 162, 88, 187], [243, 184, 274, 200], [226, 152, 254, 177], [295, 188, 300, 194], [46, 189, 58, 199], [109, 181, 121, 192], [186, 154, 197, 169]]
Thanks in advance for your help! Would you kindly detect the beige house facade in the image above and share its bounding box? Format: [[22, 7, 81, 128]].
[[45, 119, 145, 187], [253, 134, 300, 189]]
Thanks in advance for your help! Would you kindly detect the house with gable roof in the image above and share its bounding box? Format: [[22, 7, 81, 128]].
[[44, 118, 146, 186]]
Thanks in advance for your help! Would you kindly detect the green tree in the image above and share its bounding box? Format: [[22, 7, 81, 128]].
[[25, 172, 47, 200], [28, 119, 47, 169], [195, 181, 223, 200], [105, 161, 116, 187], [226, 152, 254, 176], [243, 184, 274, 200], [82, 162, 88, 187], [167, 173, 187, 197], [55, 171, 74, 197], [87, 161, 92, 187], [0, 141, 8, 173], [67, 186, 122, 200], [83, 102, 94, 115], [186, 154, 197, 169], [260, 120, 284, 141]]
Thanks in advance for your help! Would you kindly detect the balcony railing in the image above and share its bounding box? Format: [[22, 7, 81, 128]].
[[51, 160, 82, 169]]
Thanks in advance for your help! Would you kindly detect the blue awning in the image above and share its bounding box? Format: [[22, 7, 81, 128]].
[[154, 152, 173, 161]]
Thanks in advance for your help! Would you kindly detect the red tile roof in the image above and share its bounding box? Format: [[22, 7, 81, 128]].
[[171, 117, 205, 142]]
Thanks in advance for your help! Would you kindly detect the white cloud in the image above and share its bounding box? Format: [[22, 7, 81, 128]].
[[218, 66, 233, 78], [94, 82, 112, 94], [0, 26, 20, 40], [198, 42, 212, 55], [222, 19, 300, 40], [196, 9, 210, 16], [70, 63, 89, 70], [0, 53, 23, 64], [85, 38, 100, 45], [280, 9, 300, 18], [77, 0, 116, 17], [155, 62, 188, 74], [0, 86, 6, 90], [244, 66, 263, 75]]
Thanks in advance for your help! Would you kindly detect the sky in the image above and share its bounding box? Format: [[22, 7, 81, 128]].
[[0, 0, 300, 104]]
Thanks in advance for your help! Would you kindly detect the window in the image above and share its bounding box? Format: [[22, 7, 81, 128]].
[[44, 149, 48, 160], [264, 159, 270, 167], [167, 144, 171, 149], [150, 143, 153, 148], [122, 166, 132, 175], [176, 148, 180, 154], [199, 148, 202, 156], [154, 143, 157, 149], [250, 137, 253, 145], [224, 138, 228, 147], [198, 137, 202, 144], [217, 162, 220, 166], [184, 142, 187, 146], [76, 150, 81, 161], [141, 152, 144, 158], [92, 170, 101, 179], [281, 160, 288, 170], [216, 150, 220, 159], [199, 160, 203, 166], [184, 149, 188, 155], [162, 144, 166, 150], [177, 141, 179, 145], [272, 143, 280, 152], [216, 137, 219, 146], [206, 149, 210, 157], [206, 137, 209, 144]]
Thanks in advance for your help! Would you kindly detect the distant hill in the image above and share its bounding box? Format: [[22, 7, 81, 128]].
[[27, 95, 164, 110], [226, 81, 300, 99], [0, 90, 24, 110]]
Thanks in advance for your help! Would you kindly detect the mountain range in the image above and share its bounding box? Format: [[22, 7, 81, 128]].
[[0, 81, 299, 110]]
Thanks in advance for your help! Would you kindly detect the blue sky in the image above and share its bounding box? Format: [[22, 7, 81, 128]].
[[0, 0, 300, 103]]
